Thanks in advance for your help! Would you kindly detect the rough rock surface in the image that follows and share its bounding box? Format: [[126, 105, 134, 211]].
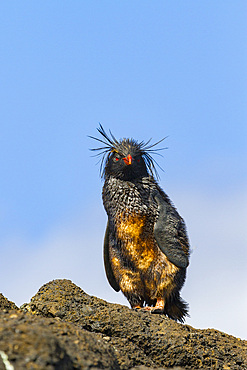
[[0, 279, 246, 370], [0, 293, 19, 311]]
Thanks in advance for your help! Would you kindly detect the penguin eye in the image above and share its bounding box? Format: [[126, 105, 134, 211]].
[[136, 155, 141, 163], [113, 153, 121, 162]]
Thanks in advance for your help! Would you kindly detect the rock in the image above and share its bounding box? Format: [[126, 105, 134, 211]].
[[0, 311, 119, 369], [0, 279, 246, 369], [0, 293, 19, 311]]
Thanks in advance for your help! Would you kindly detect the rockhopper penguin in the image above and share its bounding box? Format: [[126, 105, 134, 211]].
[[90, 125, 190, 322]]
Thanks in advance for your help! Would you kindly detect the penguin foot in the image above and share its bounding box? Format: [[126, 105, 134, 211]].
[[133, 298, 165, 314], [152, 297, 165, 313], [132, 306, 152, 313], [132, 305, 143, 311], [136, 306, 164, 314], [140, 306, 153, 312], [149, 298, 165, 314]]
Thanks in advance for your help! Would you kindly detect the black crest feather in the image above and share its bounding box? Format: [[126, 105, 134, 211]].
[[89, 124, 167, 180]]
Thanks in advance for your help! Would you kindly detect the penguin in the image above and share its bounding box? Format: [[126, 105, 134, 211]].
[[90, 125, 190, 322]]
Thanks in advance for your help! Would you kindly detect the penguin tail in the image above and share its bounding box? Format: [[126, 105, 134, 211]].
[[165, 292, 189, 323]]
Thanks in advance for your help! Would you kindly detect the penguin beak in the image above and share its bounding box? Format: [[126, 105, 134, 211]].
[[123, 154, 132, 165]]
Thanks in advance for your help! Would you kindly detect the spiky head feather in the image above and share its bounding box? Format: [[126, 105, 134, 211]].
[[89, 124, 167, 180]]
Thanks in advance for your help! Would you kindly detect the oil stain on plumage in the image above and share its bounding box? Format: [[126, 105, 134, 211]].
[[90, 125, 190, 322]]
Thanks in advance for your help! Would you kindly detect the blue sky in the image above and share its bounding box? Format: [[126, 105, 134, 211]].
[[0, 2, 246, 339]]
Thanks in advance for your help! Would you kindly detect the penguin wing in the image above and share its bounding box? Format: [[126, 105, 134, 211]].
[[103, 221, 120, 292], [153, 190, 189, 268]]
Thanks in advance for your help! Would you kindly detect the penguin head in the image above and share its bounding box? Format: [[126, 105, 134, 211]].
[[104, 138, 149, 181], [89, 124, 167, 181]]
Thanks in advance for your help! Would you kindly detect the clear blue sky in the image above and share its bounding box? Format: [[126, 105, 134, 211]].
[[0, 2, 246, 339]]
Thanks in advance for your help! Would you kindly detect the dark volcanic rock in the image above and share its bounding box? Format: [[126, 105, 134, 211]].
[[0, 311, 119, 369], [23, 279, 247, 369], [0, 279, 246, 370], [0, 293, 19, 311]]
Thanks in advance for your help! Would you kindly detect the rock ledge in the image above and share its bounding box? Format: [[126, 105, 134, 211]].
[[0, 279, 246, 369]]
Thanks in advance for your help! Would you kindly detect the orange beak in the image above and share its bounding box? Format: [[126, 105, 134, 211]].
[[123, 154, 132, 165]]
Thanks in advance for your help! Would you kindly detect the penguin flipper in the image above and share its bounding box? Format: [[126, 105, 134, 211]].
[[104, 221, 120, 292], [153, 191, 189, 269]]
